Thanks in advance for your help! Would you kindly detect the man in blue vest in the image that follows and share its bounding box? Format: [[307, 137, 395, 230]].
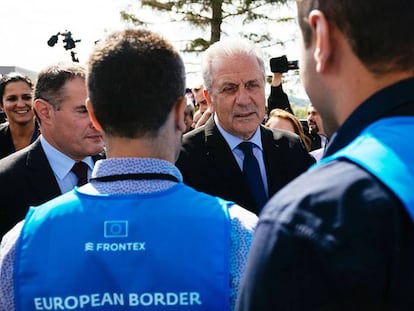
[[0, 29, 258, 311], [237, 0, 414, 310]]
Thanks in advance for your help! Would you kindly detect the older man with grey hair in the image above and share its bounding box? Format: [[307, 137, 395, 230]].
[[176, 38, 315, 215]]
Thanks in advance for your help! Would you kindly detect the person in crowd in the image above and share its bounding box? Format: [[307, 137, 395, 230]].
[[0, 62, 104, 237], [0, 73, 40, 159], [0, 29, 257, 311], [265, 108, 311, 152], [193, 103, 214, 128], [307, 103, 328, 160], [266, 55, 315, 145], [185, 87, 195, 105], [184, 99, 194, 133], [176, 38, 315, 215], [191, 83, 213, 128], [237, 0, 414, 309], [307, 103, 328, 150], [267, 71, 294, 115]]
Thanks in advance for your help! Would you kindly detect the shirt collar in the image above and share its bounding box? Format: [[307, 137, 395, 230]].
[[91, 157, 183, 182], [40, 135, 94, 180], [214, 114, 263, 151]]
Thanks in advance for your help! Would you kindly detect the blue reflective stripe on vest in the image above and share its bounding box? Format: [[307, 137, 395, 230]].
[[15, 183, 231, 310], [315, 117, 414, 222]]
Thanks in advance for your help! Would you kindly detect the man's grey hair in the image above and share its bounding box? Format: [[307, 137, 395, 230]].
[[201, 38, 266, 94]]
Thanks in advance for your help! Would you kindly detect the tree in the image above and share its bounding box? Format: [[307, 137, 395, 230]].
[[120, 0, 307, 105], [121, 0, 291, 52]]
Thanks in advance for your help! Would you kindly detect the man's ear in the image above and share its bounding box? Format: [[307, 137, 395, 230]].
[[203, 89, 214, 112], [203, 89, 211, 103], [174, 96, 187, 133], [86, 98, 103, 131], [308, 9, 331, 73], [33, 99, 53, 125]]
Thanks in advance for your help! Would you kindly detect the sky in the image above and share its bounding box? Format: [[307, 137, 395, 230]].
[[1, 0, 129, 73], [0, 0, 306, 98]]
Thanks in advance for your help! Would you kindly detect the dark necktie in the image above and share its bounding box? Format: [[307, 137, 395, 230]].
[[238, 142, 267, 210], [71, 161, 89, 186]]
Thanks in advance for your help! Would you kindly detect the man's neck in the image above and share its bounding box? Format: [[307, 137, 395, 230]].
[[104, 136, 175, 163]]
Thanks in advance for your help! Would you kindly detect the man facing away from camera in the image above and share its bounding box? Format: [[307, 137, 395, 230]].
[[0, 29, 257, 311], [237, 0, 414, 310]]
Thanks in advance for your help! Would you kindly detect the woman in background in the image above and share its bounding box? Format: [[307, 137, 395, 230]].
[[0, 72, 39, 159], [266, 108, 312, 152]]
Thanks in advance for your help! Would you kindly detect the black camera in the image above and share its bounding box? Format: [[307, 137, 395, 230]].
[[270, 55, 299, 73]]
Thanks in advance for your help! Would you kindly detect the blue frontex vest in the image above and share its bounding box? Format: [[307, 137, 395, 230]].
[[15, 183, 231, 310], [317, 117, 414, 221]]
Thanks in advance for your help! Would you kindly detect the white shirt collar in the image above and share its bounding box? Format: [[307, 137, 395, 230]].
[[214, 114, 263, 151], [40, 135, 94, 180]]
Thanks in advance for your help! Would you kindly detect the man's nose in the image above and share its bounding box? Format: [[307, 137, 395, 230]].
[[235, 87, 251, 104]]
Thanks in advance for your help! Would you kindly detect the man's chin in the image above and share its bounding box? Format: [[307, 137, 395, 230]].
[[88, 142, 105, 155]]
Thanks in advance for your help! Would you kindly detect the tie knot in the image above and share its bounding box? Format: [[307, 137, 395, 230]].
[[238, 141, 254, 155], [71, 161, 89, 186]]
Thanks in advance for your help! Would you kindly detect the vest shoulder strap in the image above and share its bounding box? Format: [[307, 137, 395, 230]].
[[319, 117, 414, 221]]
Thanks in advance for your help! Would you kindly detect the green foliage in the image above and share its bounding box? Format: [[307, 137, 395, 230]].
[[120, 10, 146, 26], [141, 0, 174, 11], [121, 0, 291, 51], [184, 38, 210, 52], [293, 105, 308, 119]]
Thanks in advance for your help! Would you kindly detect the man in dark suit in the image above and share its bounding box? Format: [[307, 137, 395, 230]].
[[176, 39, 315, 215], [307, 103, 328, 151], [0, 63, 104, 237]]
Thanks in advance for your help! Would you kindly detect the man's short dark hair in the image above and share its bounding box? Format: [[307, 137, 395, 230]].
[[87, 29, 186, 138], [34, 62, 86, 110], [297, 0, 414, 75]]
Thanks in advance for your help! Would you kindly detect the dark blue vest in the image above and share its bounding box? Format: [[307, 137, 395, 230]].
[[15, 183, 231, 310], [317, 117, 414, 221]]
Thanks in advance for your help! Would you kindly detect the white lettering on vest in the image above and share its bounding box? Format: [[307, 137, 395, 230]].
[[54, 297, 64, 309], [128, 292, 202, 306], [33, 292, 201, 309], [154, 292, 166, 305], [166, 292, 178, 305], [190, 292, 202, 305], [33, 293, 125, 310], [63, 296, 77, 309], [92, 242, 146, 252]]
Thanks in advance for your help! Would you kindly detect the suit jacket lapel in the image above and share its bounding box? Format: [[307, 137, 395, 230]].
[[260, 125, 285, 197], [205, 118, 241, 175], [204, 118, 252, 200], [25, 139, 62, 202]]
